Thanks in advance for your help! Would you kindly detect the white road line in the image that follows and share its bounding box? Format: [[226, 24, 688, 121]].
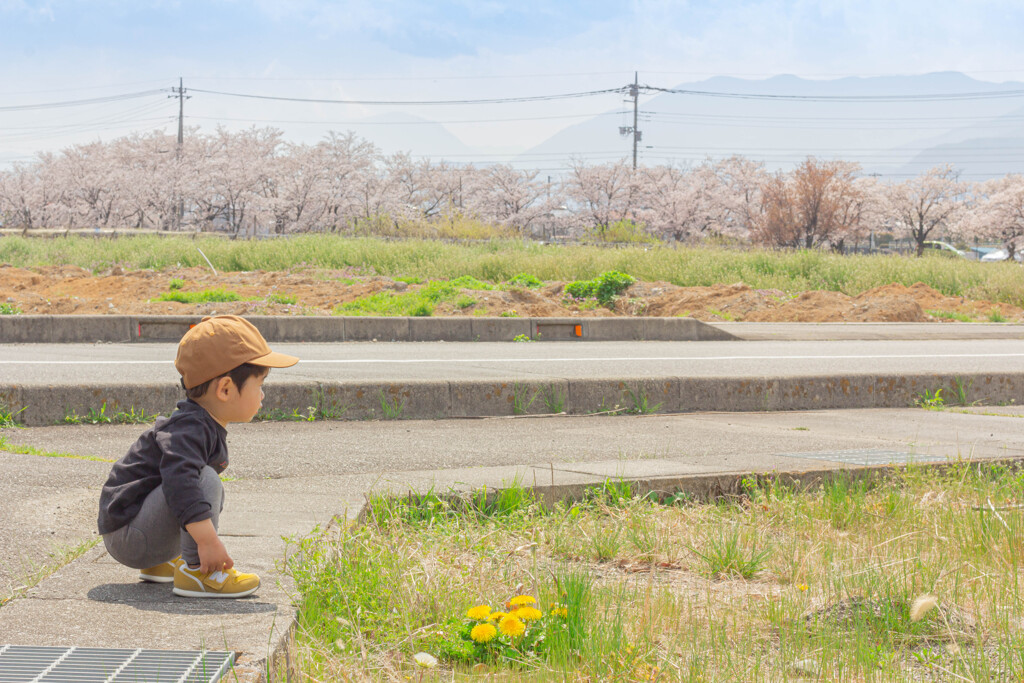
[[3, 353, 1024, 365]]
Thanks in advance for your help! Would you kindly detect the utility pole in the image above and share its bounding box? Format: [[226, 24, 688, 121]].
[[169, 78, 190, 229], [618, 72, 641, 170]]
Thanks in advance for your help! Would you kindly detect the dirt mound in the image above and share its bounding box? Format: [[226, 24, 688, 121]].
[[1, 265, 1020, 323]]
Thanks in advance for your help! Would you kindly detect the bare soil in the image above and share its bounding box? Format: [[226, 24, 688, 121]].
[[2, 264, 1020, 322]]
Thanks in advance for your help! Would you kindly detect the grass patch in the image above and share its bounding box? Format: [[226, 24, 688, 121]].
[[62, 403, 154, 425], [1, 538, 99, 608], [266, 292, 298, 305], [334, 277, 494, 317], [927, 309, 974, 322], [0, 403, 27, 427], [0, 435, 115, 462], [0, 302, 21, 315], [152, 287, 241, 304], [168, 277, 185, 290], [284, 464, 1024, 680]]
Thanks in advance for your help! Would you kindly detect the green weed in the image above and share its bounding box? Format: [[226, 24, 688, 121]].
[[541, 384, 566, 413], [988, 308, 1008, 322], [927, 309, 973, 322], [623, 385, 663, 415], [915, 388, 945, 410], [512, 333, 532, 343], [564, 270, 635, 306], [0, 403, 27, 427], [688, 526, 772, 579], [0, 302, 22, 315], [153, 287, 241, 304], [379, 391, 405, 419], [168, 277, 185, 290], [505, 273, 543, 289], [455, 294, 476, 309], [266, 292, 298, 305], [512, 382, 538, 416], [499, 309, 519, 317], [0, 435, 115, 462]]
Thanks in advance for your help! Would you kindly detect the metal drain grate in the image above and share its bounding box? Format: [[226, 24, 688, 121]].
[[775, 448, 948, 466], [0, 645, 234, 683]]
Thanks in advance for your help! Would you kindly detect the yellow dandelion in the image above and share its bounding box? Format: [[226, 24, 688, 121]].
[[498, 615, 526, 638], [470, 622, 498, 643], [465, 604, 491, 621], [513, 606, 543, 621], [486, 611, 507, 622], [550, 602, 568, 618], [508, 595, 536, 607], [797, 584, 809, 592]]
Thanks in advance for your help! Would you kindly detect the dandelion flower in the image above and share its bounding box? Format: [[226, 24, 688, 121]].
[[910, 594, 938, 622], [550, 603, 569, 618], [470, 622, 498, 643], [508, 595, 536, 607], [413, 652, 438, 669], [465, 604, 491, 620], [486, 611, 507, 622], [498, 615, 526, 638], [513, 606, 543, 621], [797, 584, 809, 592]]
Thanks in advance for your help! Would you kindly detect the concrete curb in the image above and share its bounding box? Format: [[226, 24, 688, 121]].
[[7, 371, 1022, 426], [0, 315, 737, 344]]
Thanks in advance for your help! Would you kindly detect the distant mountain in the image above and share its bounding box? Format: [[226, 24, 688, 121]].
[[515, 72, 1024, 179], [356, 112, 476, 159]]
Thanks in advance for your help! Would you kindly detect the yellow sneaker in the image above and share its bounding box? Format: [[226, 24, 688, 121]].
[[138, 556, 182, 583], [172, 563, 260, 599]]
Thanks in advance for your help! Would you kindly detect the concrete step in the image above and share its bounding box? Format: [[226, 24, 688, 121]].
[[6, 371, 1023, 426]]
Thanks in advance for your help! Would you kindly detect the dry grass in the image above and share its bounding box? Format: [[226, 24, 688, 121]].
[[278, 465, 1024, 681]]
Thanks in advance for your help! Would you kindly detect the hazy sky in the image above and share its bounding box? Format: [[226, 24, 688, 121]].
[[3, 0, 1024, 163]]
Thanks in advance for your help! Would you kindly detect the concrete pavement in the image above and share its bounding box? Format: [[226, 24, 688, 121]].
[[1, 407, 1023, 680]]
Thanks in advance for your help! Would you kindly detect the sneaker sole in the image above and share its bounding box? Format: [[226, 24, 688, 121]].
[[139, 574, 175, 583], [172, 585, 259, 599]]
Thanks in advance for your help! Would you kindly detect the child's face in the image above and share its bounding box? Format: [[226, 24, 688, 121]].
[[229, 372, 266, 423]]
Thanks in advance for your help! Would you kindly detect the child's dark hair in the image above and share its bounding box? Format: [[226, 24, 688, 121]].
[[184, 363, 268, 399]]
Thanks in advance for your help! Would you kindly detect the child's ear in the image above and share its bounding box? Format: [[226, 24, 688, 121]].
[[215, 376, 234, 401]]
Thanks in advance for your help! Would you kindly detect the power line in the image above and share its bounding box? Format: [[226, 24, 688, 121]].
[[645, 85, 1024, 102], [185, 111, 628, 126], [0, 90, 166, 113], [187, 87, 627, 106]]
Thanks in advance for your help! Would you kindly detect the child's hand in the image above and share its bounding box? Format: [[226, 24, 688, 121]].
[[197, 538, 234, 574]]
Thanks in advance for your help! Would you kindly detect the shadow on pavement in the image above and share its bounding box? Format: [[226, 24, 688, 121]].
[[87, 583, 277, 615]]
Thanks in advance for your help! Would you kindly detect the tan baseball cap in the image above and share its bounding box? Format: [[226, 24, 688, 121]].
[[175, 315, 299, 389]]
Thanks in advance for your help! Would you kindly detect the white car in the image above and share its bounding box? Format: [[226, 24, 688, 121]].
[[980, 249, 1023, 262]]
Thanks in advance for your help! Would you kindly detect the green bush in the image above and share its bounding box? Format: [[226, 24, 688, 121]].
[[506, 273, 543, 289], [565, 271, 636, 306], [168, 277, 184, 290], [0, 303, 21, 315]]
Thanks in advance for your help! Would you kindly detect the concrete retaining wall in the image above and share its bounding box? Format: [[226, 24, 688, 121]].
[[5, 372, 1020, 426], [0, 315, 736, 344]]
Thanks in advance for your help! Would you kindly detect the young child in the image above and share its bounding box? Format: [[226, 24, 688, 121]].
[[97, 315, 298, 598]]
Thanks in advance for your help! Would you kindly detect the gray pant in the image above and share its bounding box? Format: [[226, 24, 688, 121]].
[[103, 466, 224, 569]]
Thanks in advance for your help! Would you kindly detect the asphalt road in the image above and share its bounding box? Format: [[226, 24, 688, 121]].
[[3, 339, 1024, 385]]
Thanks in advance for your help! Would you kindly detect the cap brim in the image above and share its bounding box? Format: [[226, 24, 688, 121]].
[[249, 351, 300, 369]]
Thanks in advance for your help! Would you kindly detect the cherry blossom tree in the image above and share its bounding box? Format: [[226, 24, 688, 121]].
[[884, 164, 967, 257], [964, 175, 1024, 259], [563, 159, 639, 234], [753, 157, 864, 248]]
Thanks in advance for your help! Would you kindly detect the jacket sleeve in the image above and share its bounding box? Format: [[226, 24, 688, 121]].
[[154, 416, 215, 528]]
